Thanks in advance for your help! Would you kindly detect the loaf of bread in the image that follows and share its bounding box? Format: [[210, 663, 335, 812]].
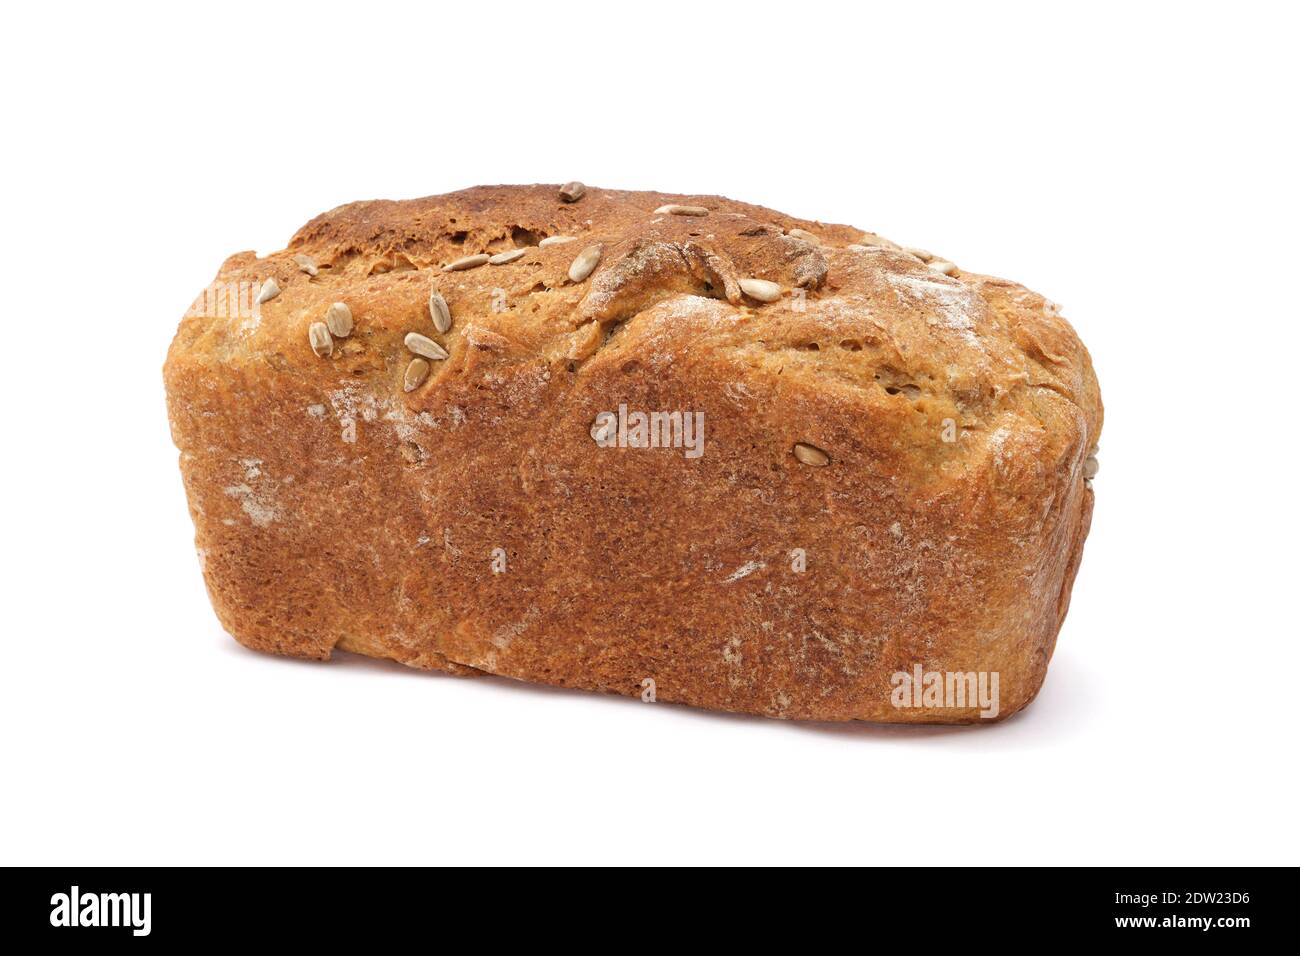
[[164, 185, 1101, 722]]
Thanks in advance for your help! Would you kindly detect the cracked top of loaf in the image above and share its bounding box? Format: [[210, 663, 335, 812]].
[[171, 183, 1102, 485]]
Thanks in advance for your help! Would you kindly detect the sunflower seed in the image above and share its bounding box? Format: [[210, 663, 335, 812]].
[[1083, 455, 1099, 479], [559, 181, 586, 202], [429, 291, 452, 333], [404, 357, 431, 392], [325, 301, 353, 337], [443, 253, 490, 272], [905, 248, 936, 263], [539, 235, 577, 247], [787, 228, 821, 245], [489, 249, 527, 265], [568, 245, 602, 283], [405, 332, 448, 361], [928, 259, 959, 276], [856, 234, 899, 249], [255, 277, 281, 304], [308, 322, 332, 358], [739, 277, 782, 302], [293, 253, 319, 276], [792, 442, 830, 467], [654, 204, 709, 216]]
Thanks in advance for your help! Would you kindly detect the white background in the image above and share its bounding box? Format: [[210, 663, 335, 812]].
[[1, 1, 1296, 866]]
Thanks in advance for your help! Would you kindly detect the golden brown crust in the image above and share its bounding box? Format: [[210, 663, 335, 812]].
[[165, 184, 1102, 722]]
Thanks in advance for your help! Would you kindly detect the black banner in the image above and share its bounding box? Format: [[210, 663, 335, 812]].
[[3, 867, 1287, 944]]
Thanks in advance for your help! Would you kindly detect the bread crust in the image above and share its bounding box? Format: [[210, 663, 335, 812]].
[[165, 184, 1102, 722]]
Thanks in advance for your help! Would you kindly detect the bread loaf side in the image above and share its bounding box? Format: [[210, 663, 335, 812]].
[[164, 185, 1102, 722]]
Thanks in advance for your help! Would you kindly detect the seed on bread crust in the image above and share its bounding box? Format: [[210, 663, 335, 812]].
[[654, 203, 709, 216], [739, 278, 782, 302], [1083, 455, 1099, 479], [928, 259, 959, 276], [787, 228, 821, 245], [429, 291, 452, 333], [559, 181, 586, 203], [905, 248, 936, 263], [405, 332, 449, 360], [404, 357, 431, 392], [325, 302, 353, 338], [293, 253, 319, 276], [308, 322, 332, 358], [856, 234, 899, 250], [568, 245, 602, 283], [539, 235, 577, 247], [489, 249, 527, 265], [255, 277, 281, 304], [792, 442, 830, 466], [443, 254, 491, 272]]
